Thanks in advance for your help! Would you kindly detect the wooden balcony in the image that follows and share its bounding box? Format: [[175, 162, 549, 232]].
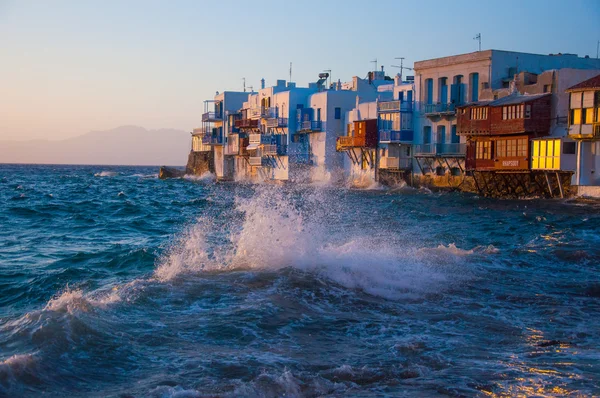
[[336, 136, 366, 151], [378, 100, 413, 112], [234, 119, 259, 129]]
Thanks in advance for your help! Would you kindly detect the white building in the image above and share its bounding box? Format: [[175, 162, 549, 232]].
[[412, 50, 600, 179], [566, 73, 600, 196]]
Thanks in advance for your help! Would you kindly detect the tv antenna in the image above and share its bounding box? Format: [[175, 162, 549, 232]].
[[289, 62, 293, 83], [392, 57, 413, 82], [474, 33, 481, 51], [371, 58, 378, 72], [242, 77, 246, 92]]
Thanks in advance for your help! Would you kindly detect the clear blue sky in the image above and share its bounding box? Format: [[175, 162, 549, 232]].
[[1, 0, 599, 140]]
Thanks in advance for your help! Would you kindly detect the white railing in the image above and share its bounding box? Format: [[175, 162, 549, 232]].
[[249, 134, 261, 145], [249, 157, 262, 166], [380, 157, 399, 169]]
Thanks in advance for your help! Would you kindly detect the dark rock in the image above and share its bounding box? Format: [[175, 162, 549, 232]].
[[158, 166, 185, 179]]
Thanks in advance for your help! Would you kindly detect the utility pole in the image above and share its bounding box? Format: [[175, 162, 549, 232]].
[[474, 33, 481, 52]]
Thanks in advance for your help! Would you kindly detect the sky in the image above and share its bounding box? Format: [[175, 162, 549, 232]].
[[0, 0, 599, 141]]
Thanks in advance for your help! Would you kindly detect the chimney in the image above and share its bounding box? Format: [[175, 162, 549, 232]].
[[260, 78, 265, 89]]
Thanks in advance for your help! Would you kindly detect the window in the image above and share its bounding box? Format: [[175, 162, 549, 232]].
[[335, 107, 341, 120], [543, 84, 552, 93], [571, 108, 582, 125], [532, 139, 561, 170], [584, 108, 594, 124], [563, 142, 576, 154], [476, 141, 491, 160], [497, 138, 527, 158], [470, 107, 488, 120], [502, 104, 526, 120]]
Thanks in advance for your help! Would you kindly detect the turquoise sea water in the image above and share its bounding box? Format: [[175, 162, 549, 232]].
[[0, 164, 599, 397]]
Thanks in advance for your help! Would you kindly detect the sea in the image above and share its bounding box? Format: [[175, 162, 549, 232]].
[[0, 164, 599, 397]]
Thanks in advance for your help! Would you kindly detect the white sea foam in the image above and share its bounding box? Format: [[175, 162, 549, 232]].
[[155, 186, 472, 299], [94, 171, 118, 177], [184, 172, 215, 183], [43, 286, 123, 315]]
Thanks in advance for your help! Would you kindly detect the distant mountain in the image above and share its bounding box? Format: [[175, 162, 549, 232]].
[[0, 126, 190, 166]]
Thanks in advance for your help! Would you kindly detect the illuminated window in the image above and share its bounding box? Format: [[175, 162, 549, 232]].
[[470, 107, 488, 120], [476, 141, 491, 159], [532, 139, 561, 170], [584, 108, 594, 124], [571, 108, 582, 125]]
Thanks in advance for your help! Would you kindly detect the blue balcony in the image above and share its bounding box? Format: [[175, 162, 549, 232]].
[[296, 120, 323, 133], [202, 111, 223, 122], [423, 103, 456, 117], [202, 134, 223, 145], [379, 130, 414, 143], [413, 143, 466, 157], [266, 117, 288, 128]]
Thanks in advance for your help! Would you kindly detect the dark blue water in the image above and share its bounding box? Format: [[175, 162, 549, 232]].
[[1, 164, 599, 397]]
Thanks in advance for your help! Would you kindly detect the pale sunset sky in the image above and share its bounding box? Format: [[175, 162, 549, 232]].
[[1, 0, 599, 141]]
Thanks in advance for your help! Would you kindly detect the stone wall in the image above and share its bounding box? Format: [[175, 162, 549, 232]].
[[186, 151, 214, 176]]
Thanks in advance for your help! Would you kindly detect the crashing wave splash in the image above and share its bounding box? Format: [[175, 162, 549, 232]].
[[154, 186, 478, 299]]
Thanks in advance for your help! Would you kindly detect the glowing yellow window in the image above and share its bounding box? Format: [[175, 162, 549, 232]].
[[572, 109, 582, 125], [585, 108, 594, 124]]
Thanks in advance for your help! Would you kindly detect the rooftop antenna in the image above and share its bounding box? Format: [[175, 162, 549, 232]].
[[474, 33, 481, 52], [243, 77, 246, 92], [289, 62, 293, 83], [392, 58, 413, 82], [323, 69, 332, 88], [248, 85, 254, 93], [371, 58, 378, 72]]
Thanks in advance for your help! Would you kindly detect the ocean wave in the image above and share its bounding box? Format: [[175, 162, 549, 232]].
[[154, 186, 470, 299], [94, 171, 119, 177], [184, 172, 215, 183]]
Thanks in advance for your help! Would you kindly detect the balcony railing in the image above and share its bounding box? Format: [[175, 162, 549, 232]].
[[261, 144, 288, 156], [378, 101, 413, 112], [248, 157, 262, 166], [192, 127, 207, 136], [202, 112, 223, 122], [336, 136, 366, 151], [234, 119, 260, 129], [297, 120, 323, 132], [423, 103, 456, 116], [379, 130, 414, 143], [413, 143, 466, 156], [379, 157, 412, 170], [249, 133, 261, 145], [202, 134, 223, 145], [266, 117, 288, 128]]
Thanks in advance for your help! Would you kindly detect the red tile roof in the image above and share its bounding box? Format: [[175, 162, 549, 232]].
[[566, 74, 600, 92]]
